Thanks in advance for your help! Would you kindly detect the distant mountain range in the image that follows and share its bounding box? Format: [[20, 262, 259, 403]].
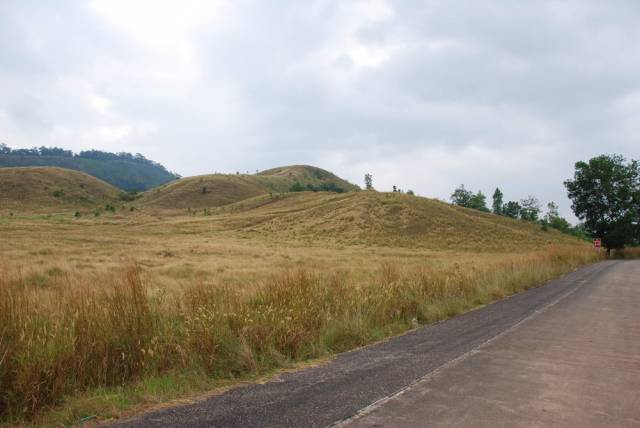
[[0, 144, 179, 191]]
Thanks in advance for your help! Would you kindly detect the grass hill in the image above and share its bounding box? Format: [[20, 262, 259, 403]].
[[139, 165, 359, 210], [0, 167, 120, 212], [214, 191, 582, 251], [0, 146, 178, 191], [257, 165, 359, 192]]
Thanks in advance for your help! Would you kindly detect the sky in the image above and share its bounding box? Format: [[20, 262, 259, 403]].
[[2, 0, 640, 219]]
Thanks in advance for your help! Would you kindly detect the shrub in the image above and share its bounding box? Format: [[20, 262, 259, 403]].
[[119, 191, 139, 202], [289, 182, 306, 192]]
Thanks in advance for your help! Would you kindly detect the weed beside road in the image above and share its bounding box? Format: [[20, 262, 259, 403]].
[[0, 245, 599, 425]]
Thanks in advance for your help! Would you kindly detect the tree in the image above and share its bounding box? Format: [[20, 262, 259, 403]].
[[451, 186, 489, 212], [519, 196, 541, 221], [502, 201, 521, 219], [450, 184, 473, 207], [469, 191, 490, 212], [406, 190, 415, 195], [544, 201, 571, 233], [364, 173, 373, 190], [392, 185, 397, 193], [492, 188, 503, 215], [565, 154, 640, 252], [289, 181, 306, 192]]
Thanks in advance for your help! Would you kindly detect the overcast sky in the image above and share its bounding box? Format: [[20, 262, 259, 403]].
[[2, 0, 640, 218]]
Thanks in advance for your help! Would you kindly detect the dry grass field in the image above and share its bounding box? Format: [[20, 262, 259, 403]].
[[0, 167, 600, 426]]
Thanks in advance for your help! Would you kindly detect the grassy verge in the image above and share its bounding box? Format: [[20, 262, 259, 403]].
[[0, 245, 600, 426]]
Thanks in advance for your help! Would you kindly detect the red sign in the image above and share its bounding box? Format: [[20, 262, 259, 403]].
[[594, 238, 602, 248]]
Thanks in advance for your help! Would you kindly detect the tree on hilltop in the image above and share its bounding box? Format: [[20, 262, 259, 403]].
[[519, 196, 541, 221], [492, 188, 503, 215], [364, 173, 374, 190], [502, 201, 521, 218], [450, 185, 473, 207]]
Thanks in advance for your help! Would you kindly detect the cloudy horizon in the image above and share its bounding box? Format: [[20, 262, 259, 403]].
[[2, 0, 640, 219]]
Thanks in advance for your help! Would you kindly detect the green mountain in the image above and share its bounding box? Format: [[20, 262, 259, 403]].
[[0, 145, 178, 191]]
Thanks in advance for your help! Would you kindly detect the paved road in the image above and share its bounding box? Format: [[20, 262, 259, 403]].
[[110, 260, 639, 428], [343, 260, 640, 428]]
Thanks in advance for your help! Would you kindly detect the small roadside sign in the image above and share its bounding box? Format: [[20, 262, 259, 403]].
[[594, 238, 602, 249]]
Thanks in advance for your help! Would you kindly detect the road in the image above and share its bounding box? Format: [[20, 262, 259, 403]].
[[110, 260, 640, 428]]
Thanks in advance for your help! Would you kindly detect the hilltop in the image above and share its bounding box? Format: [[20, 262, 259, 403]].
[[0, 167, 120, 211], [257, 165, 358, 192], [0, 145, 178, 191], [139, 165, 359, 210]]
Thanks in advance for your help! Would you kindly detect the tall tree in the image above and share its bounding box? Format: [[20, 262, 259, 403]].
[[502, 201, 521, 218], [544, 201, 571, 233], [364, 173, 373, 190], [469, 191, 490, 212], [492, 188, 504, 215], [565, 154, 640, 252], [450, 184, 473, 207], [519, 196, 541, 221]]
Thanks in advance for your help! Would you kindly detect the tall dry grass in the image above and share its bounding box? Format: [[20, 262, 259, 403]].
[[0, 245, 599, 422]]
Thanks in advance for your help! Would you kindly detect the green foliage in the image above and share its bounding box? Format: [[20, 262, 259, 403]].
[[0, 144, 178, 191], [119, 191, 140, 202], [406, 190, 415, 196], [289, 181, 306, 192], [469, 191, 490, 212], [492, 188, 503, 215], [74, 211, 81, 218], [544, 202, 571, 233], [450, 185, 489, 212], [565, 154, 640, 250], [52, 189, 64, 198], [519, 196, 541, 221], [105, 204, 116, 212], [450, 185, 473, 207], [289, 181, 344, 193], [502, 201, 521, 218], [364, 173, 373, 190]]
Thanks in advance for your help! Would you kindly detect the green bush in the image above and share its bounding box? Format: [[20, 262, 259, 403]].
[[119, 191, 139, 202]]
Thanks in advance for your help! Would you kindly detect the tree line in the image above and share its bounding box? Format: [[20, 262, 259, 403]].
[[449, 154, 640, 251], [0, 143, 170, 171], [449, 185, 583, 237]]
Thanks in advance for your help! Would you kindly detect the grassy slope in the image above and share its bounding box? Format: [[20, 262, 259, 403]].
[[138, 165, 359, 210], [0, 167, 120, 212], [201, 191, 581, 251], [0, 155, 177, 191], [0, 167, 595, 426], [0, 184, 597, 426]]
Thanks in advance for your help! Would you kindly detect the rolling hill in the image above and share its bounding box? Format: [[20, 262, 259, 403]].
[[138, 165, 359, 210], [211, 191, 583, 251], [0, 163, 584, 253], [0, 167, 120, 212], [0, 146, 178, 191]]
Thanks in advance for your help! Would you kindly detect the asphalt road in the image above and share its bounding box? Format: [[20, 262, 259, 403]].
[[109, 260, 637, 428]]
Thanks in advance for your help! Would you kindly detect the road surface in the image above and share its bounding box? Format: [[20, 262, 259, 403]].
[[110, 260, 640, 428]]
